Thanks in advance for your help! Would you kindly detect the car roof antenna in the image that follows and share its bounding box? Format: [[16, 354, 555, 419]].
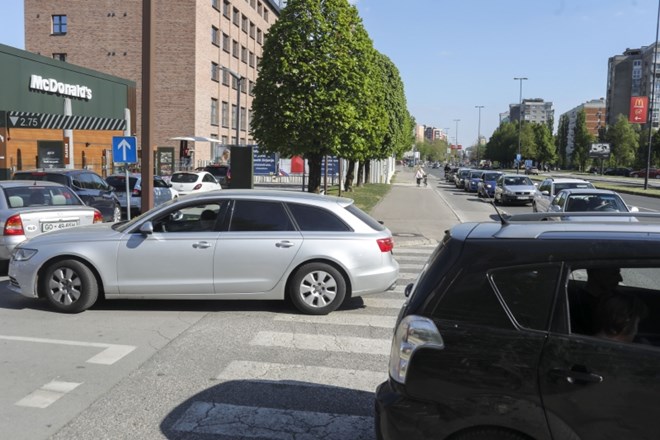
[[489, 199, 509, 225]]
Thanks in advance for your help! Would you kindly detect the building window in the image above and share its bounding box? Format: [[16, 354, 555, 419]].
[[211, 98, 219, 126], [249, 51, 254, 67], [212, 62, 219, 81], [232, 104, 238, 130], [249, 80, 255, 95], [222, 135, 228, 145], [249, 22, 255, 39], [212, 26, 220, 46], [257, 28, 262, 44], [232, 40, 239, 58], [222, 33, 230, 53], [52, 53, 67, 61], [241, 107, 247, 131], [233, 8, 240, 26], [222, 69, 230, 85], [241, 46, 248, 63], [223, 0, 230, 17], [258, 2, 262, 15], [232, 76, 239, 90], [263, 9, 269, 22], [242, 15, 248, 33], [52, 15, 67, 35], [212, 0, 219, 9], [250, 0, 256, 8], [222, 101, 229, 127]]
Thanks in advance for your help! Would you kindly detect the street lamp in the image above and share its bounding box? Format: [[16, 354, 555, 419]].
[[514, 77, 527, 174], [444, 128, 450, 162], [221, 65, 245, 145], [475, 105, 484, 165], [453, 119, 460, 163]]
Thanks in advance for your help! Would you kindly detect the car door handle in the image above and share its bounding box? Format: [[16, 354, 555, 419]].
[[192, 241, 211, 249], [276, 241, 294, 248], [549, 367, 603, 385]]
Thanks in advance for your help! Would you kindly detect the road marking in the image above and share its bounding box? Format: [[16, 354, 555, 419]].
[[394, 246, 436, 254], [250, 331, 390, 356], [0, 335, 136, 365], [172, 402, 373, 439], [396, 256, 429, 262], [15, 380, 82, 408], [274, 313, 397, 328], [217, 360, 386, 392]]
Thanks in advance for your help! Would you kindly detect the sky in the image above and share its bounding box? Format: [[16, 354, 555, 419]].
[[2, 0, 659, 148]]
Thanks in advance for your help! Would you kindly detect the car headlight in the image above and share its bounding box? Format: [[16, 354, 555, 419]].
[[12, 248, 37, 261], [486, 183, 493, 189]]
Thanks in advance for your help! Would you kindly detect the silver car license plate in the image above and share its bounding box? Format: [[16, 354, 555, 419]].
[[42, 220, 79, 232]]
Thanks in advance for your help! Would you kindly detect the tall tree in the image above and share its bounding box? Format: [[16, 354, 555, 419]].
[[251, 0, 378, 193], [556, 114, 569, 168], [485, 122, 517, 166], [572, 109, 594, 171], [606, 115, 639, 167], [533, 123, 557, 166]]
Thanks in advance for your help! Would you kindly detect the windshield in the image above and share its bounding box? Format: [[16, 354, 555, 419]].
[[504, 176, 532, 186]]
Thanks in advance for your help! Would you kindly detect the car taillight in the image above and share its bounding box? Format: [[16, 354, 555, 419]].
[[389, 315, 444, 384], [377, 237, 394, 252], [131, 189, 141, 197], [4, 214, 24, 235], [193, 184, 203, 190], [93, 210, 103, 223]]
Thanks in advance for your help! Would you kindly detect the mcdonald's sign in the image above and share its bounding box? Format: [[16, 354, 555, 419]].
[[629, 96, 648, 124]]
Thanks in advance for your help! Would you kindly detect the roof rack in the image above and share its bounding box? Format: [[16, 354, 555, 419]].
[[505, 211, 660, 222]]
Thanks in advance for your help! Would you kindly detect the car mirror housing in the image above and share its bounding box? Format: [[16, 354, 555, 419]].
[[139, 221, 154, 235]]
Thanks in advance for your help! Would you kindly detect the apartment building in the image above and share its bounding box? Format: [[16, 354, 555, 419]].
[[509, 98, 554, 128], [25, 0, 281, 168], [606, 43, 660, 127], [560, 98, 607, 162]]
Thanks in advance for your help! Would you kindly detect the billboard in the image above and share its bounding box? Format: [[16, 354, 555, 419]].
[[589, 143, 611, 158], [629, 96, 648, 124], [253, 148, 278, 175]]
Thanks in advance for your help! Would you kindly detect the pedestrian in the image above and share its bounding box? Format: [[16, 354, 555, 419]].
[[415, 166, 426, 187]]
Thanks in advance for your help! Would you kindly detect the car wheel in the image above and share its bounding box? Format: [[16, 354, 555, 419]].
[[289, 262, 346, 315], [112, 203, 122, 222], [452, 428, 528, 440], [41, 259, 99, 313]]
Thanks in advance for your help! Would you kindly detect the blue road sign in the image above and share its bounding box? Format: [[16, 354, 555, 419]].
[[112, 136, 137, 163]]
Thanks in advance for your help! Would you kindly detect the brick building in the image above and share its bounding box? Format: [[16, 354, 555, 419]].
[[560, 98, 606, 164], [24, 0, 281, 171]]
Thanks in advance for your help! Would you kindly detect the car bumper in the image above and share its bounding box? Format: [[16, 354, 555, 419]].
[[0, 236, 25, 260], [8, 257, 40, 299], [351, 260, 399, 296], [503, 195, 534, 204]]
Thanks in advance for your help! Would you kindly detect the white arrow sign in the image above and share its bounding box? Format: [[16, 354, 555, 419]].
[[117, 139, 132, 161]]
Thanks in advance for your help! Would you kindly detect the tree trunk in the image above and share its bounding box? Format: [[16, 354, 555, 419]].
[[356, 161, 364, 187], [344, 160, 356, 192], [364, 160, 371, 183], [306, 152, 322, 193]]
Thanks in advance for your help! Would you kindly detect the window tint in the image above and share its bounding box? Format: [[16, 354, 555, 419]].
[[171, 173, 199, 183], [152, 203, 224, 233], [491, 265, 560, 330], [287, 203, 351, 231], [5, 186, 82, 207], [345, 204, 384, 231], [433, 269, 513, 329], [153, 178, 169, 188], [202, 173, 217, 183], [229, 200, 293, 231]]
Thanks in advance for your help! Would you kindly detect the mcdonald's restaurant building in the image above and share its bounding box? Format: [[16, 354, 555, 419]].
[[0, 44, 136, 179]]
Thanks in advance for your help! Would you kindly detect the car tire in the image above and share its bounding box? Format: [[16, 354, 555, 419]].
[[112, 203, 122, 222], [452, 428, 528, 440], [41, 259, 99, 313], [289, 262, 346, 315]]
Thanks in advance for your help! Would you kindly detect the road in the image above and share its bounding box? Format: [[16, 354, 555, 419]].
[[1, 169, 659, 439]]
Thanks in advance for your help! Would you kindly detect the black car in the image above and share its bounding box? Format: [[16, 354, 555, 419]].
[[376, 212, 660, 440], [13, 169, 121, 222], [604, 167, 632, 177], [202, 164, 231, 188]]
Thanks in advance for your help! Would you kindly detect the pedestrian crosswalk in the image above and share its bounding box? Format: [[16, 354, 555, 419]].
[[172, 244, 437, 439]]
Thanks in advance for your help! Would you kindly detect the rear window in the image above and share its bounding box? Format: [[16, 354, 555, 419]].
[[171, 173, 199, 183], [13, 172, 68, 186], [555, 182, 594, 192], [5, 185, 82, 207], [106, 176, 138, 191], [345, 204, 385, 231], [205, 166, 228, 177], [286, 203, 351, 232]]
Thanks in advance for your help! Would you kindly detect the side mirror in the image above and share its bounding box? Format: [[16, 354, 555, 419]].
[[404, 282, 414, 298], [139, 221, 154, 235]]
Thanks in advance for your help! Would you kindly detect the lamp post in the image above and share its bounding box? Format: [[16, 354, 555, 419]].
[[475, 105, 484, 166], [514, 77, 527, 174], [453, 119, 461, 163], [444, 128, 450, 162], [221, 66, 245, 146]]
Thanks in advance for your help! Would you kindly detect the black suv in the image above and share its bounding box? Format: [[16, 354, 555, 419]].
[[202, 164, 231, 188], [376, 212, 660, 440], [13, 169, 121, 222]]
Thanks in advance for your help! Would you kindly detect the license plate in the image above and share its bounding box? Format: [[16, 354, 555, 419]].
[[517, 196, 529, 200], [42, 221, 79, 232]]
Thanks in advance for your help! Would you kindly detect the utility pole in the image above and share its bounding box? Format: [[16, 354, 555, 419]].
[[475, 105, 484, 165], [514, 77, 528, 174]]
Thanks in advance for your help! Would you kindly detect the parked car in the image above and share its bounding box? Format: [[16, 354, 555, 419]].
[[105, 173, 179, 217], [630, 167, 660, 178], [454, 168, 472, 189], [533, 177, 594, 212], [0, 181, 102, 263], [444, 166, 459, 182], [169, 171, 222, 196], [12, 169, 121, 222], [8, 190, 399, 315], [545, 188, 638, 221], [203, 164, 231, 188], [376, 214, 660, 440], [464, 170, 484, 192], [604, 167, 632, 177], [493, 174, 537, 205], [524, 165, 539, 175], [477, 171, 502, 198]]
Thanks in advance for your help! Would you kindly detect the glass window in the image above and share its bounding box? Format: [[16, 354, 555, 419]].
[[249, 51, 255, 67], [223, 0, 230, 17], [240, 107, 246, 130], [211, 98, 219, 126], [241, 46, 247, 63], [212, 0, 218, 9], [221, 101, 229, 127], [257, 28, 262, 44], [211, 62, 219, 81], [233, 7, 240, 25], [212, 26, 219, 46], [229, 200, 294, 231], [52, 53, 67, 61], [153, 203, 225, 233], [222, 69, 230, 85], [232, 40, 239, 58], [491, 265, 560, 330], [249, 22, 255, 39], [287, 203, 350, 231], [52, 15, 67, 35], [242, 15, 248, 32], [222, 33, 230, 53]]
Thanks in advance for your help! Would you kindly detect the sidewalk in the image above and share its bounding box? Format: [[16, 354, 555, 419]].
[[370, 165, 461, 248]]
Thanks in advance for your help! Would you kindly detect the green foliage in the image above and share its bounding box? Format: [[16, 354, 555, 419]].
[[485, 122, 518, 165], [556, 114, 569, 168], [533, 123, 557, 165], [606, 114, 639, 167], [572, 109, 594, 170]]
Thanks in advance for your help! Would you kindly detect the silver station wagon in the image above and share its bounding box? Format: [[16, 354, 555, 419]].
[[8, 190, 399, 315]]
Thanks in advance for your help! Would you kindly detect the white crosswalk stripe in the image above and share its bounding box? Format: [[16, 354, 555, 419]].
[[250, 331, 391, 356], [274, 313, 397, 328]]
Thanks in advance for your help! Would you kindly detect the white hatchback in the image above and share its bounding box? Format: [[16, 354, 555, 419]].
[[170, 171, 222, 196]]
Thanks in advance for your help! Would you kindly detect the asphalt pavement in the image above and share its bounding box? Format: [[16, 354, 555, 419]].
[[370, 165, 459, 248]]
